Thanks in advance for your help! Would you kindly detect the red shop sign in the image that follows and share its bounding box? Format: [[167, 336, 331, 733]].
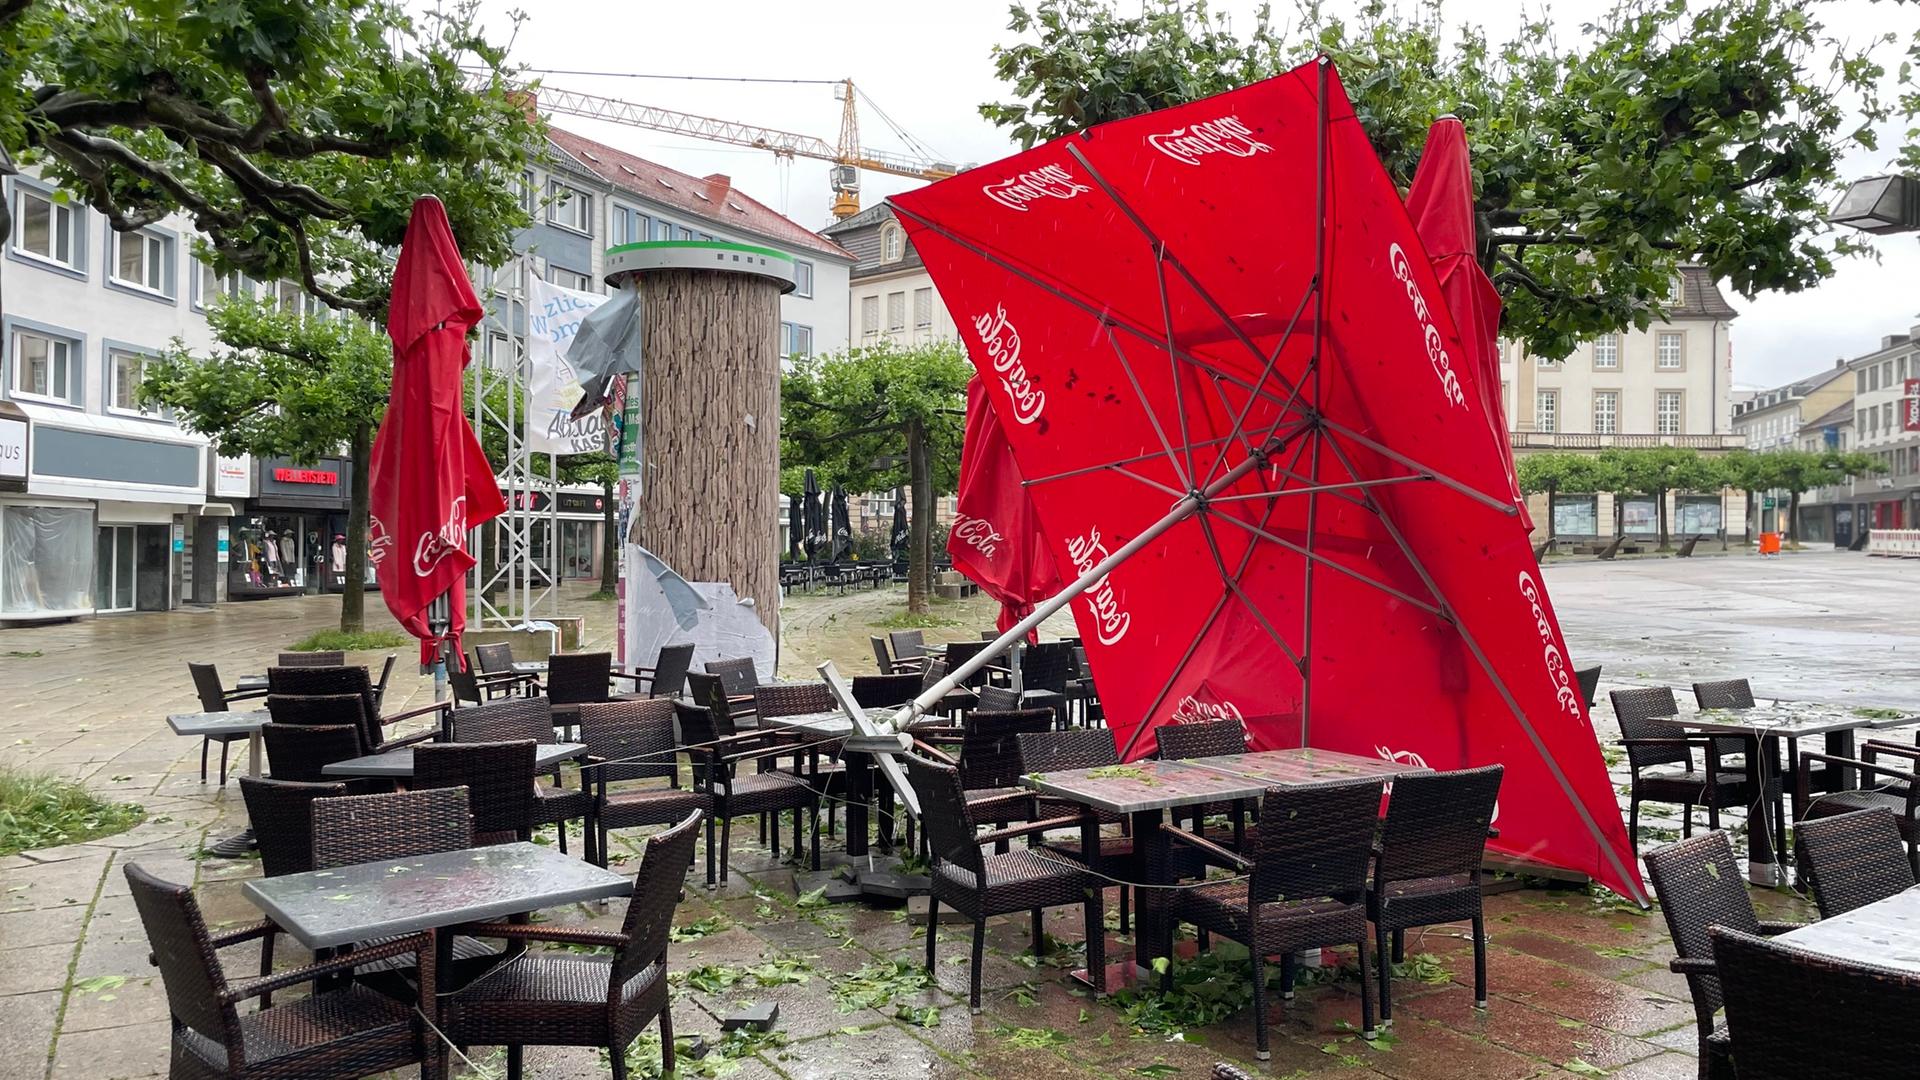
[[274, 467, 339, 485]]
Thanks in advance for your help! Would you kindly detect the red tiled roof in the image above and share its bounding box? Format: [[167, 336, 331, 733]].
[[547, 126, 853, 262]]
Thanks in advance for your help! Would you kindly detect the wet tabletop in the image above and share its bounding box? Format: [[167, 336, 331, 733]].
[[511, 660, 548, 673], [235, 675, 268, 691], [244, 841, 631, 949], [757, 707, 895, 739], [1779, 886, 1920, 974], [1021, 758, 1267, 814], [321, 742, 585, 778], [1649, 699, 1914, 739], [1184, 747, 1431, 786], [166, 710, 270, 737]]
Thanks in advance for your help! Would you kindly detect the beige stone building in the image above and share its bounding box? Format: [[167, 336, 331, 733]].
[[820, 205, 961, 350]]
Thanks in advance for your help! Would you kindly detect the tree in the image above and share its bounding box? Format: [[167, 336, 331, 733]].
[[1516, 452, 1621, 540], [0, 0, 537, 316], [139, 301, 387, 631], [981, 0, 1899, 360], [1764, 448, 1883, 545], [782, 343, 971, 614]]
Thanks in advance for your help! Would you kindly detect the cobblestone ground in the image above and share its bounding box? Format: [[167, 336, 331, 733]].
[[3, 553, 1913, 1079]]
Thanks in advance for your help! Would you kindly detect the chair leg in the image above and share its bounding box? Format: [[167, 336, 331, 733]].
[[1280, 950, 1296, 1000], [1119, 884, 1130, 935], [704, 816, 717, 887], [200, 737, 210, 783], [660, 1001, 675, 1074], [218, 738, 231, 786], [1250, 951, 1270, 1060], [1031, 908, 1046, 956], [608, 1036, 628, 1080], [1707, 799, 1720, 832], [506, 1045, 523, 1080], [770, 810, 781, 862], [720, 814, 733, 885], [924, 895, 940, 974], [1084, 887, 1106, 995], [557, 819, 569, 855], [1377, 921, 1394, 1025], [970, 918, 986, 1012], [1391, 929, 1404, 964], [809, 800, 822, 870], [258, 928, 277, 1007], [1472, 913, 1489, 1007], [1628, 797, 1641, 856], [1357, 935, 1376, 1039], [1682, 801, 1694, 839]]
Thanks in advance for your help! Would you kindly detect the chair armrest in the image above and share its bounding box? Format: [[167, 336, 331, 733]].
[[609, 671, 651, 686], [965, 789, 1034, 817], [224, 688, 269, 703], [1166, 827, 1251, 871], [382, 728, 438, 750], [722, 742, 816, 767], [1756, 920, 1807, 936], [451, 922, 630, 949], [977, 813, 1084, 848], [382, 700, 452, 727], [911, 741, 958, 766], [1670, 957, 1717, 976], [220, 932, 432, 1004], [1863, 741, 1920, 765], [210, 920, 277, 950], [1618, 737, 1716, 749]]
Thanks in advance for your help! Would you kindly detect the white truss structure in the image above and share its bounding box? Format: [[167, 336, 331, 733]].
[[469, 255, 560, 628]]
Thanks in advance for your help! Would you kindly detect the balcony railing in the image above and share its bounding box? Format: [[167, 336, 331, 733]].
[[1508, 432, 1749, 451]]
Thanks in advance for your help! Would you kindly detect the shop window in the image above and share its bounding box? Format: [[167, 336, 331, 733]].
[[228, 517, 308, 595], [2, 505, 95, 615]]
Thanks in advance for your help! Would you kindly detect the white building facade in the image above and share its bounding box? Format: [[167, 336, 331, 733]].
[[821, 204, 961, 350]]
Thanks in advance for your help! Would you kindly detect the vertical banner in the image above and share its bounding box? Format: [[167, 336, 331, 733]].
[[526, 277, 612, 455], [618, 371, 643, 482]]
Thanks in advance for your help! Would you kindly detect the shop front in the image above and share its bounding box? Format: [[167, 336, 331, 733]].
[[228, 456, 359, 599], [494, 483, 609, 583]]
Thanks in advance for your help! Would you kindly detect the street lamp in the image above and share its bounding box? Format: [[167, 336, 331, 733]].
[[1828, 175, 1920, 234]]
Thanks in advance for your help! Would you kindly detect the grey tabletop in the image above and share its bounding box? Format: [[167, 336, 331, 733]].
[[166, 710, 271, 737], [1648, 699, 1915, 739], [235, 675, 268, 691], [243, 841, 631, 950], [321, 742, 586, 778], [1779, 886, 1920, 974], [758, 707, 895, 738], [1021, 758, 1267, 815], [1184, 747, 1431, 786], [511, 660, 548, 673]]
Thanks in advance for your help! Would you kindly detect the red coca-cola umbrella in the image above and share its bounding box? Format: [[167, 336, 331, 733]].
[[885, 58, 1641, 902], [367, 196, 506, 665], [949, 379, 1063, 637]]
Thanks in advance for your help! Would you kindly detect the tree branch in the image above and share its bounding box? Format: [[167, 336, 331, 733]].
[[788, 423, 902, 443]]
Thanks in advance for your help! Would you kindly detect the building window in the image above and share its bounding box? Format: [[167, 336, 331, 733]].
[[274, 281, 326, 320], [13, 186, 76, 268], [881, 223, 904, 262], [111, 229, 168, 294], [914, 287, 933, 329], [1884, 402, 1896, 431], [1656, 332, 1682, 370], [793, 259, 814, 299], [780, 322, 813, 358], [546, 181, 591, 233], [1869, 365, 1882, 392], [1666, 274, 1685, 305], [861, 295, 879, 338], [8, 327, 79, 405], [1592, 334, 1619, 370], [1657, 391, 1683, 435], [1535, 390, 1556, 433], [1593, 390, 1618, 434], [108, 346, 163, 416], [549, 266, 593, 292], [1858, 370, 1868, 394], [1536, 351, 1556, 368], [675, 225, 694, 241], [519, 172, 534, 213], [609, 204, 650, 247], [886, 291, 906, 332], [195, 261, 246, 310], [651, 218, 674, 242]]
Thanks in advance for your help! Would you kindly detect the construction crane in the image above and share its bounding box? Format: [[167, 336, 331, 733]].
[[528, 79, 961, 220]]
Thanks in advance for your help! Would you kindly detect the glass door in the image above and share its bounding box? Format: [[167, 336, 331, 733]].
[[561, 520, 595, 578], [94, 526, 135, 612]]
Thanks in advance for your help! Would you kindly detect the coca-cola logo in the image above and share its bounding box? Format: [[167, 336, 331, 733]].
[[412, 497, 470, 577], [366, 515, 392, 568], [1375, 744, 1500, 824], [1066, 528, 1130, 645], [1517, 570, 1582, 719], [982, 163, 1090, 212], [1172, 696, 1252, 744], [1388, 243, 1467, 410], [1146, 115, 1271, 166], [951, 513, 1004, 560], [972, 305, 1045, 426]]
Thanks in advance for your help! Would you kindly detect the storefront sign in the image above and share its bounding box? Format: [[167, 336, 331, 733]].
[[217, 524, 230, 561], [214, 455, 251, 498], [274, 467, 339, 485], [0, 403, 27, 493], [557, 492, 606, 515], [1904, 378, 1919, 432]]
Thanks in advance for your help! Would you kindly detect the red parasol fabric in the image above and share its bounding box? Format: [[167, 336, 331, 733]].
[[949, 378, 1064, 637], [368, 196, 506, 665], [1404, 118, 1531, 531], [890, 59, 1641, 901]]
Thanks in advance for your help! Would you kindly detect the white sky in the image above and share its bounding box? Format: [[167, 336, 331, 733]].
[[466, 0, 1920, 389]]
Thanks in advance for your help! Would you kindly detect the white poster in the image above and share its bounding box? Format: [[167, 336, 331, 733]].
[[526, 277, 612, 456]]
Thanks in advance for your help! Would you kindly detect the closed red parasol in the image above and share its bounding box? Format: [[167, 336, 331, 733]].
[[948, 378, 1063, 637], [368, 196, 505, 665]]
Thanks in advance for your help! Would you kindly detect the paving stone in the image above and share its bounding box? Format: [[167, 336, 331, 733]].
[[0, 903, 88, 949], [0, 990, 61, 1073], [49, 1018, 170, 1079], [0, 941, 80, 997]]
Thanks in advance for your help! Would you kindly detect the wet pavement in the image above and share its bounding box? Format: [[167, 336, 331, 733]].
[[1, 550, 1914, 1078]]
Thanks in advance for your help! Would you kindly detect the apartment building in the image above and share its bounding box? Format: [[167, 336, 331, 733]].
[[1847, 327, 1920, 531], [820, 205, 959, 350]]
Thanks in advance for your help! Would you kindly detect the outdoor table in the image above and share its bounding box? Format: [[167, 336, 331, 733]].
[[235, 674, 268, 692], [322, 742, 586, 779], [1182, 747, 1433, 787], [1646, 699, 1917, 886], [166, 710, 272, 857], [1778, 885, 1920, 974], [511, 660, 547, 674], [757, 707, 895, 856]]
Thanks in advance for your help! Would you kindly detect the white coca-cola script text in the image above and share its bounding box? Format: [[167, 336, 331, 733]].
[[1518, 570, 1582, 719], [1146, 115, 1271, 166], [1066, 529, 1131, 645], [1387, 242, 1467, 410], [950, 513, 1004, 560], [982, 163, 1090, 212], [973, 305, 1046, 426]]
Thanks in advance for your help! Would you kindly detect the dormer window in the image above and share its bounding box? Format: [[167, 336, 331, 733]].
[[881, 222, 904, 262]]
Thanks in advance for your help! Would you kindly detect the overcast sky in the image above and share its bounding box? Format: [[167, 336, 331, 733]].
[[467, 0, 1920, 389]]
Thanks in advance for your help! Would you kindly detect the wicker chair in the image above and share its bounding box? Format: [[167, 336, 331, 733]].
[[1644, 830, 1805, 1080], [755, 681, 835, 719], [311, 787, 475, 870], [1165, 780, 1385, 1057], [1369, 765, 1503, 1023], [237, 776, 351, 1005], [676, 700, 820, 885], [124, 861, 437, 1080], [369, 654, 397, 712], [262, 722, 366, 783], [871, 634, 922, 675], [954, 709, 1054, 831], [277, 650, 346, 667], [851, 672, 921, 708], [1794, 747, 1920, 877], [975, 685, 1021, 713], [444, 810, 702, 1080], [906, 752, 1104, 1010], [268, 666, 447, 754], [1018, 641, 1077, 724], [920, 658, 977, 717], [1709, 926, 1920, 1080], [187, 662, 265, 785], [1016, 728, 1132, 931], [545, 652, 626, 739], [579, 699, 714, 878], [1611, 686, 1749, 852], [448, 698, 595, 861], [413, 741, 536, 846], [1154, 719, 1247, 761], [474, 643, 515, 676], [1792, 807, 1916, 918], [633, 643, 695, 699], [701, 657, 761, 722], [752, 680, 847, 837], [887, 629, 928, 664], [1574, 664, 1602, 709], [942, 640, 1004, 690]]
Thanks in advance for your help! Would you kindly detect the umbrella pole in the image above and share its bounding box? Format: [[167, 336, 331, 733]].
[[427, 589, 450, 702]]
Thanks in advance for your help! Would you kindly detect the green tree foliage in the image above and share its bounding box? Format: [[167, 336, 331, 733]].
[[782, 343, 971, 613], [981, 0, 1901, 360]]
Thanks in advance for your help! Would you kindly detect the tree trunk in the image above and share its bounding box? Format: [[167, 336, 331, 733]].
[[1545, 484, 1557, 540], [1788, 490, 1803, 546], [1745, 487, 1759, 544], [599, 472, 618, 594], [341, 421, 371, 633], [907, 418, 933, 615], [1656, 487, 1670, 551]]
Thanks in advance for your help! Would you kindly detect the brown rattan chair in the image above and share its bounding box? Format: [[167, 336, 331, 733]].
[[1017, 641, 1077, 724], [125, 861, 437, 1080], [700, 657, 761, 723], [1369, 764, 1503, 1023], [906, 752, 1104, 1011], [449, 697, 594, 859], [277, 650, 346, 667], [751, 680, 847, 837], [1015, 728, 1132, 932], [1154, 719, 1247, 761], [919, 658, 977, 717], [262, 722, 367, 783], [1644, 830, 1805, 1080], [676, 700, 819, 885], [311, 786, 475, 870], [578, 699, 714, 879], [544, 651, 622, 739], [632, 643, 696, 699], [237, 776, 351, 1005], [887, 629, 927, 665], [1164, 779, 1386, 1057], [1611, 686, 1749, 852], [187, 662, 265, 785], [473, 642, 516, 676], [1792, 807, 1917, 918], [974, 685, 1021, 713], [1709, 926, 1920, 1080], [850, 672, 922, 708], [1794, 748, 1920, 877], [369, 654, 398, 712], [413, 741, 536, 846], [268, 665, 448, 754], [1575, 664, 1602, 709], [443, 810, 702, 1080], [953, 708, 1054, 831], [871, 634, 922, 675]]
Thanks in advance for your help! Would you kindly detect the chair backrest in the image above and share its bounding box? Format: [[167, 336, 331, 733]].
[[1020, 642, 1076, 694], [124, 862, 239, 1055], [262, 723, 365, 783], [647, 643, 696, 699], [888, 629, 926, 660], [1644, 830, 1760, 1024], [239, 776, 348, 878], [905, 753, 983, 879], [705, 656, 760, 696], [278, 651, 346, 667], [1711, 926, 1920, 1080], [674, 701, 724, 788], [267, 693, 374, 755], [1692, 678, 1756, 710], [371, 654, 397, 700], [957, 709, 1056, 792], [975, 685, 1021, 712], [685, 672, 739, 736], [613, 809, 703, 987], [756, 682, 834, 719], [851, 673, 921, 708], [269, 666, 381, 747], [1249, 780, 1384, 907], [870, 635, 895, 673], [413, 741, 535, 844], [449, 697, 555, 745], [547, 652, 613, 707], [473, 643, 516, 675], [579, 699, 680, 784], [187, 662, 228, 713], [1609, 686, 1689, 770], [448, 651, 484, 706], [1793, 807, 1916, 918], [920, 658, 949, 693], [942, 641, 992, 688], [1154, 719, 1246, 761], [1016, 728, 1118, 774], [1574, 664, 1602, 708], [311, 786, 473, 869], [1375, 765, 1504, 884]]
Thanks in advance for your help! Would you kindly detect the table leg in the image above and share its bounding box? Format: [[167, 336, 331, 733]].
[[206, 730, 266, 858], [1826, 731, 1858, 792], [1133, 808, 1169, 977], [1745, 734, 1781, 886]]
